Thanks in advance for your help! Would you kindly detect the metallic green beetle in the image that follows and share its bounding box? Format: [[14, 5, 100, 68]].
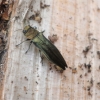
[[17, 25, 68, 70]]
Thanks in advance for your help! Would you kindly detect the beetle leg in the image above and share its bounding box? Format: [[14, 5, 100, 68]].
[[39, 50, 44, 65], [41, 30, 45, 33], [25, 41, 32, 54], [16, 39, 30, 47]]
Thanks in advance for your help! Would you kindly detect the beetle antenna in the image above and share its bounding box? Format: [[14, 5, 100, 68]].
[[16, 39, 30, 47], [14, 29, 23, 32]]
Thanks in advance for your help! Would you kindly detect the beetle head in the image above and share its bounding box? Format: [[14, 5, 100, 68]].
[[23, 25, 31, 34]]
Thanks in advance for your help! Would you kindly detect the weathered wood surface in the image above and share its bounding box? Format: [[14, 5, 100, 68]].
[[2, 0, 100, 100]]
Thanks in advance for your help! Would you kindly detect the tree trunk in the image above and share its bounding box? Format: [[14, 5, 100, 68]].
[[1, 0, 100, 100]]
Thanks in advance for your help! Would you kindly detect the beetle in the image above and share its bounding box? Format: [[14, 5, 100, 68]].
[[16, 25, 68, 70]]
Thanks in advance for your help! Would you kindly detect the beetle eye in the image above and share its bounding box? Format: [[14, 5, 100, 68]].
[[34, 26, 37, 29], [23, 30, 27, 34]]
